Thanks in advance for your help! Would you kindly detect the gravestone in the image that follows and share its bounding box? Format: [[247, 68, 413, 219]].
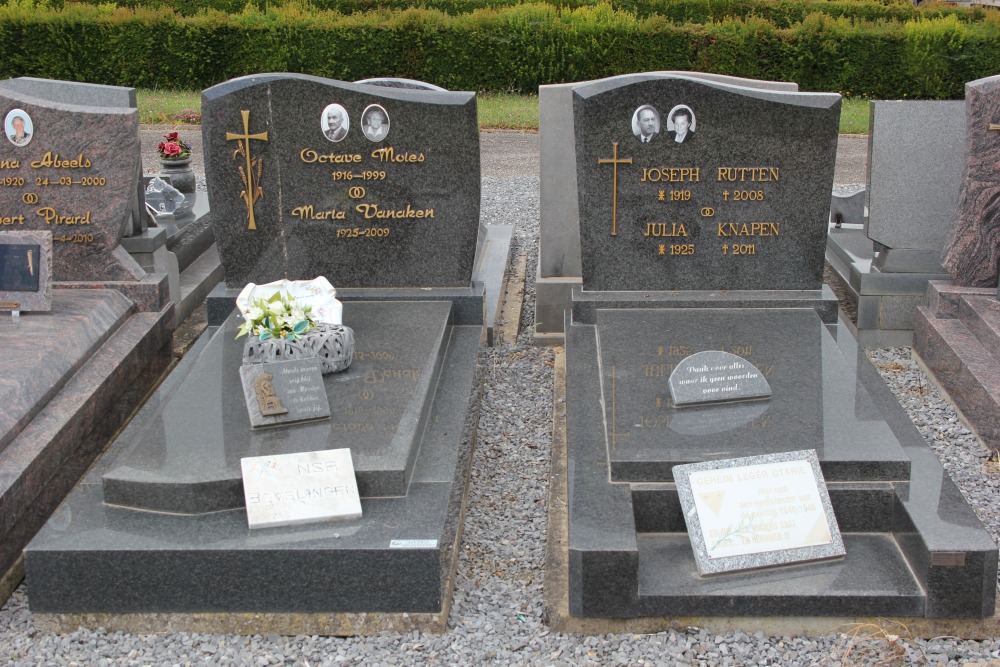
[[825, 101, 964, 346], [561, 73, 996, 621], [534, 72, 803, 341], [915, 74, 1000, 453], [202, 73, 479, 289], [0, 80, 174, 595], [0, 85, 146, 284], [25, 74, 497, 632]]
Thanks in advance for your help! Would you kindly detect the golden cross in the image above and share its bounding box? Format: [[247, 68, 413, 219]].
[[226, 110, 268, 231], [597, 142, 632, 236], [990, 123, 1000, 131]]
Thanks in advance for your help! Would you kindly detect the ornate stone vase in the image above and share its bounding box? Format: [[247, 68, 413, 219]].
[[158, 157, 196, 194], [242, 323, 354, 375]]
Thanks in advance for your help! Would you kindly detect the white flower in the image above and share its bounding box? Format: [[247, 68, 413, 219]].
[[247, 306, 264, 321]]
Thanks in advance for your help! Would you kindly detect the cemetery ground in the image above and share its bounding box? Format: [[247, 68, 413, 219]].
[[1, 128, 998, 666]]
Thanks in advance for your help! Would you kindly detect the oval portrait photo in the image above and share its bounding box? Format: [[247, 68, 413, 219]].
[[5, 109, 33, 147], [631, 105, 660, 144], [322, 103, 350, 143], [361, 104, 390, 142], [666, 105, 696, 144]]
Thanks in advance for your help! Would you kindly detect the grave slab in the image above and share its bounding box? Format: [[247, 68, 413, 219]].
[[26, 320, 480, 617], [565, 310, 997, 618], [596, 309, 910, 483], [102, 301, 452, 513]]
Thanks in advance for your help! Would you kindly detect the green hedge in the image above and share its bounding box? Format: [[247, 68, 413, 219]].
[[1, 1, 998, 97], [35, 0, 999, 26]]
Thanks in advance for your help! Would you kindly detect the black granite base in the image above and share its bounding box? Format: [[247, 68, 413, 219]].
[[25, 304, 481, 616], [566, 308, 997, 618]]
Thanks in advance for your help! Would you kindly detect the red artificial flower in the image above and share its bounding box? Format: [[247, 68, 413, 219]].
[[164, 132, 179, 141], [162, 142, 182, 156]]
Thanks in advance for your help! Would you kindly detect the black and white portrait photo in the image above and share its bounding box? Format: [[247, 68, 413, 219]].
[[5, 109, 32, 147], [666, 105, 696, 144], [631, 105, 660, 144], [321, 103, 349, 142], [362, 104, 389, 142]]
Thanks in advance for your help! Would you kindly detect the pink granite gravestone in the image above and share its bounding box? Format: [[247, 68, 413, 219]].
[[0, 89, 145, 282], [942, 75, 1000, 288]]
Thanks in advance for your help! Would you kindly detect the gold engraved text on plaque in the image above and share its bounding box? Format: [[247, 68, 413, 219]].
[[598, 142, 632, 236], [226, 110, 268, 231]]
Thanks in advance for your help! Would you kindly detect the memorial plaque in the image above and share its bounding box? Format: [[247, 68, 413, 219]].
[[239, 358, 331, 428], [674, 450, 844, 575], [573, 75, 840, 291], [0, 230, 51, 310], [240, 447, 362, 529], [0, 243, 40, 291], [668, 350, 771, 407], [202, 73, 480, 288], [0, 89, 144, 281]]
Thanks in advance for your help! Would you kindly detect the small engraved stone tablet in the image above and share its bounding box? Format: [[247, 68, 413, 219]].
[[668, 350, 771, 407], [674, 450, 845, 576], [241, 448, 362, 529], [0, 231, 52, 311], [239, 358, 331, 428]]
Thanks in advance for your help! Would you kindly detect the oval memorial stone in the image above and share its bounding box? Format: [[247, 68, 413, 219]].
[[668, 350, 771, 407]]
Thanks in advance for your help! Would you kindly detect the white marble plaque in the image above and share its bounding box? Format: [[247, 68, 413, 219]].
[[241, 448, 362, 529], [675, 450, 844, 575]]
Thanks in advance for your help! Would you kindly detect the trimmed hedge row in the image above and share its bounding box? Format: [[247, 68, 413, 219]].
[[1, 2, 998, 97], [42, 0, 999, 26]]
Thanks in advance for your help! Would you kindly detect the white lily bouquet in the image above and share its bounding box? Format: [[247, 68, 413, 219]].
[[236, 291, 317, 342]]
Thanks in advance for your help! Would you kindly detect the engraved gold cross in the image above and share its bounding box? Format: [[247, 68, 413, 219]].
[[226, 110, 268, 231], [598, 142, 632, 236], [990, 122, 1000, 131]]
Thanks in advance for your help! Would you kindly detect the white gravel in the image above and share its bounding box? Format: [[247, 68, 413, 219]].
[[3, 176, 1000, 666]]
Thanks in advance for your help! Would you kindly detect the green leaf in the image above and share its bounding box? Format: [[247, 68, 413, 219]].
[[287, 333, 296, 341], [259, 330, 273, 341], [293, 320, 309, 333], [267, 292, 281, 304]]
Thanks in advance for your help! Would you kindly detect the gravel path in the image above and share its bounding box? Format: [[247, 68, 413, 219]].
[[3, 137, 1000, 666]]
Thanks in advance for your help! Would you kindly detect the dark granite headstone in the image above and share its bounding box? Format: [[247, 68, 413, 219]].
[[668, 350, 771, 407], [0, 230, 51, 310], [202, 73, 480, 288], [239, 358, 331, 428], [943, 74, 1000, 288], [0, 88, 145, 281], [573, 75, 840, 291]]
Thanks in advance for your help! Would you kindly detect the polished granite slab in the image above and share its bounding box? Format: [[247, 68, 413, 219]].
[[566, 308, 998, 618], [0, 290, 172, 592], [102, 300, 452, 513], [25, 318, 481, 615], [0, 291, 133, 453], [596, 309, 910, 483]]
